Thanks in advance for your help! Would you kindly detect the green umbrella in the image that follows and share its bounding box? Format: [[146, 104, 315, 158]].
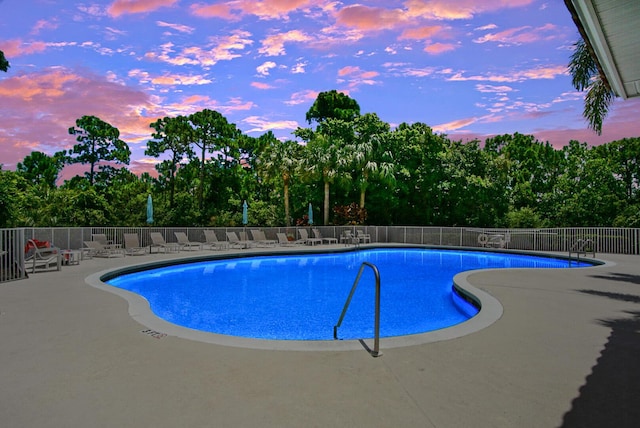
[[308, 203, 313, 225]]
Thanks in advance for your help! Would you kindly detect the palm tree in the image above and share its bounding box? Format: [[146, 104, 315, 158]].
[[258, 140, 302, 226], [303, 133, 350, 225], [568, 37, 615, 135], [349, 114, 395, 209]]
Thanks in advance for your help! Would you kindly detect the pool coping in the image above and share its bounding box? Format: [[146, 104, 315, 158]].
[[85, 244, 608, 352]]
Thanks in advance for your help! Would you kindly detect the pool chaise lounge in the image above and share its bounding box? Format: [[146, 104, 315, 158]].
[[123, 233, 147, 256], [203, 230, 229, 250], [24, 239, 62, 272], [298, 228, 322, 245], [313, 228, 338, 244], [226, 231, 252, 249], [174, 232, 203, 251], [250, 230, 277, 247], [276, 233, 298, 246], [149, 232, 180, 253], [84, 240, 125, 258]]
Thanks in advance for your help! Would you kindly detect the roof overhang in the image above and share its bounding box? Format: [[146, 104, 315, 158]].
[[565, 0, 640, 99]]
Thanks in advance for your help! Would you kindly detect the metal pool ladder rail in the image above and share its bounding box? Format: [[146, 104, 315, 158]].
[[569, 238, 595, 261], [333, 262, 382, 357]]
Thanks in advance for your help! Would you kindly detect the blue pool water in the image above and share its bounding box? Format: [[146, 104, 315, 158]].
[[106, 248, 591, 340]]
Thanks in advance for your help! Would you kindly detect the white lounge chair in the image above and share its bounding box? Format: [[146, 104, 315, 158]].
[[25, 239, 62, 273], [149, 232, 180, 253], [340, 230, 358, 246], [174, 232, 203, 251], [124, 233, 147, 255], [313, 228, 337, 244], [298, 229, 322, 246], [357, 230, 371, 243], [250, 230, 277, 247], [84, 240, 124, 258], [92, 233, 122, 251], [203, 230, 229, 250], [226, 231, 252, 249], [276, 233, 297, 246]]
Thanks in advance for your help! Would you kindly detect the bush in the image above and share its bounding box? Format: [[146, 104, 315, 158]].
[[505, 207, 544, 228]]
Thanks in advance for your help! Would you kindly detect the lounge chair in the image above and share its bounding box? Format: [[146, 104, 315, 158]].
[[174, 232, 203, 251], [123, 233, 147, 256], [357, 230, 371, 243], [226, 231, 252, 249], [250, 230, 277, 247], [149, 232, 180, 253], [276, 233, 297, 246], [83, 240, 124, 258], [238, 231, 255, 246], [340, 230, 358, 246], [298, 228, 322, 246], [25, 239, 62, 273], [313, 228, 337, 244], [92, 233, 121, 250], [203, 230, 229, 250]]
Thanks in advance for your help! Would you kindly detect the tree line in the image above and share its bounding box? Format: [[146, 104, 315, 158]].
[[1, 90, 639, 229]]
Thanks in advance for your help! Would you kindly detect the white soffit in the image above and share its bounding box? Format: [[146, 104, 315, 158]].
[[571, 0, 640, 99]]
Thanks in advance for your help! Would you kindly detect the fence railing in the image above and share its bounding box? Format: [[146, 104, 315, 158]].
[[2, 226, 639, 283], [1, 228, 26, 282]]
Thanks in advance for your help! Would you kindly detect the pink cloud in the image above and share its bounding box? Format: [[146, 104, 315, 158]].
[[107, 0, 178, 17], [156, 20, 195, 34], [475, 84, 515, 93], [337, 66, 380, 91], [162, 95, 255, 116], [191, 0, 316, 21], [31, 19, 59, 35], [533, 99, 640, 148], [424, 42, 457, 54], [241, 116, 299, 134], [144, 31, 253, 67], [128, 69, 212, 86], [338, 66, 359, 77], [235, 0, 316, 20], [399, 25, 446, 40], [335, 5, 406, 31], [251, 81, 275, 90], [447, 100, 640, 149], [258, 30, 312, 56], [447, 65, 567, 83], [0, 67, 156, 169], [433, 116, 480, 133], [190, 2, 237, 20], [473, 24, 559, 46], [338, 66, 379, 80], [0, 39, 47, 57], [405, 0, 535, 20], [285, 89, 319, 106]]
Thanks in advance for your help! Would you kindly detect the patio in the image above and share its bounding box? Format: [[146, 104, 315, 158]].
[[1, 247, 639, 427]]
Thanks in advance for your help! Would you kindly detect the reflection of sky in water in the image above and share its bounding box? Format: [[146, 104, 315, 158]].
[[107, 249, 590, 340]]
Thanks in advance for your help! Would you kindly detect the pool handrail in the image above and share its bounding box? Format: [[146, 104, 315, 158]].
[[333, 261, 382, 357]]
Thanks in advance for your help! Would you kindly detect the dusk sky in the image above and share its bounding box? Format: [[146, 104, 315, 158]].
[[2, 0, 640, 176]]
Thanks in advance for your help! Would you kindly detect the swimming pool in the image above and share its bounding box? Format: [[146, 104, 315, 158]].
[[104, 248, 592, 342]]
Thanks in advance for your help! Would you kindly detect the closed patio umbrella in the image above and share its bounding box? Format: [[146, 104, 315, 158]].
[[242, 200, 248, 226], [308, 203, 313, 225], [146, 195, 153, 225]]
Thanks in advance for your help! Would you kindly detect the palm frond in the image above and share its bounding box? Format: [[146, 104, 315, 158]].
[[584, 76, 614, 135], [568, 39, 597, 91]]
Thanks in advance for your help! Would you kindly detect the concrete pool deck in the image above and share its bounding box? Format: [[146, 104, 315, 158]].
[[1, 246, 639, 427]]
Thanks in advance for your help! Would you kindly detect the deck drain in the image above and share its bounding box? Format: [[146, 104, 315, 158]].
[[141, 329, 167, 339]]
